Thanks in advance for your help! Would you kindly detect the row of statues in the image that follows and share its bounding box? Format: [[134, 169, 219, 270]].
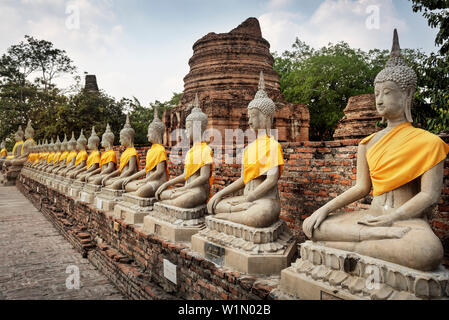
[[10, 30, 449, 286]]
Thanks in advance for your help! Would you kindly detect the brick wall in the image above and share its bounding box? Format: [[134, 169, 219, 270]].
[[113, 138, 449, 264]]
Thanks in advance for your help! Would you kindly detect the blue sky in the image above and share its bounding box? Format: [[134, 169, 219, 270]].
[[0, 0, 440, 106]]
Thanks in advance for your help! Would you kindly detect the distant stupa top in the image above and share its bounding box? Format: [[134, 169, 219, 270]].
[[374, 29, 417, 92], [248, 71, 276, 117]]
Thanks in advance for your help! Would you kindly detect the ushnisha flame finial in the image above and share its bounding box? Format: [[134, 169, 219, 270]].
[[149, 105, 165, 135], [374, 29, 417, 92], [248, 71, 276, 117], [186, 93, 208, 127]]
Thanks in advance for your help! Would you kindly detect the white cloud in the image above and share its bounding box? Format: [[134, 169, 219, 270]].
[[260, 0, 408, 53]]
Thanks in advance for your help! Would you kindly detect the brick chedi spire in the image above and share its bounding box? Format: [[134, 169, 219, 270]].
[[163, 17, 309, 145], [84, 75, 99, 92]]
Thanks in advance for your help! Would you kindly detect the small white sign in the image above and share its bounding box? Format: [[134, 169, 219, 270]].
[[37, 187, 39, 193], [69, 188, 73, 196], [163, 259, 177, 285], [54, 198, 57, 204], [96, 199, 103, 210], [81, 192, 86, 202]]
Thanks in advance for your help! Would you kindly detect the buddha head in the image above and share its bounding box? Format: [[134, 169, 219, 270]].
[[88, 126, 100, 150], [374, 29, 417, 123], [14, 126, 24, 142], [120, 115, 135, 147], [67, 132, 77, 151], [61, 134, 69, 152], [101, 124, 114, 149], [48, 138, 54, 152], [25, 120, 34, 139], [77, 129, 88, 151], [248, 71, 276, 134], [186, 93, 208, 143], [148, 106, 165, 144], [55, 136, 62, 152]]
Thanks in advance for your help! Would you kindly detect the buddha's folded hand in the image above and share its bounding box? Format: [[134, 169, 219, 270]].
[[358, 214, 393, 227]]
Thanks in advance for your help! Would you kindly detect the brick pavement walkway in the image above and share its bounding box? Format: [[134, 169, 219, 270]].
[[0, 185, 124, 300]]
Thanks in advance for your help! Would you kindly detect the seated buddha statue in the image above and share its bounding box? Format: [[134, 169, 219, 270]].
[[100, 116, 139, 190], [207, 72, 284, 228], [7, 120, 36, 167], [0, 140, 7, 159], [32, 140, 48, 168], [48, 135, 68, 173], [45, 136, 62, 173], [302, 30, 449, 272], [4, 126, 24, 161], [155, 94, 213, 208], [87, 124, 118, 185], [122, 107, 169, 198], [67, 130, 90, 179], [76, 127, 102, 181], [39, 138, 55, 171], [55, 132, 78, 175]]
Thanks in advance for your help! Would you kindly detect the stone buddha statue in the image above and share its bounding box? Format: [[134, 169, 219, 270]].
[[55, 132, 78, 175], [0, 140, 7, 159], [87, 124, 118, 185], [13, 120, 36, 163], [100, 116, 139, 190], [302, 30, 449, 272], [45, 136, 62, 173], [39, 138, 55, 171], [155, 94, 213, 208], [67, 130, 89, 179], [207, 71, 284, 228], [5, 126, 24, 160], [33, 140, 48, 168], [122, 107, 169, 198], [50, 134, 69, 174], [76, 126, 102, 181]]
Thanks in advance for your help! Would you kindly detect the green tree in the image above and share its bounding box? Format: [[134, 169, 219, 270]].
[[409, 0, 449, 55], [274, 40, 385, 140]]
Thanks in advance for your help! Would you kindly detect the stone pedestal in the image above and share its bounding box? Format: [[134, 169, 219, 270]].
[[143, 202, 207, 242], [113, 194, 157, 224], [2, 165, 23, 186], [94, 188, 124, 212], [280, 241, 449, 300], [79, 183, 102, 204], [191, 216, 296, 275], [68, 180, 85, 198]]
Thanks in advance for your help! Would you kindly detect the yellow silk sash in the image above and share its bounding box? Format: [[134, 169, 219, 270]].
[[22, 138, 36, 154], [75, 150, 88, 166], [52, 152, 62, 164], [99, 149, 117, 169], [0, 148, 7, 157], [47, 152, 55, 164], [58, 151, 69, 163], [243, 134, 284, 185], [66, 151, 78, 165], [185, 142, 213, 188], [6, 141, 23, 159], [361, 122, 449, 196], [86, 150, 101, 169], [145, 144, 169, 179], [119, 147, 139, 173]]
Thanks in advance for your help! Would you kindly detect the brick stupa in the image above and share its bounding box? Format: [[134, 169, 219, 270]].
[[333, 94, 382, 140], [163, 17, 310, 145]]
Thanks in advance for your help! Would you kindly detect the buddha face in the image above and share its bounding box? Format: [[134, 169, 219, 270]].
[[14, 132, 22, 142], [147, 128, 158, 144], [375, 81, 412, 121], [248, 108, 271, 132], [101, 135, 113, 149], [68, 142, 75, 151], [87, 139, 97, 150], [120, 132, 131, 147], [185, 120, 204, 143]]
